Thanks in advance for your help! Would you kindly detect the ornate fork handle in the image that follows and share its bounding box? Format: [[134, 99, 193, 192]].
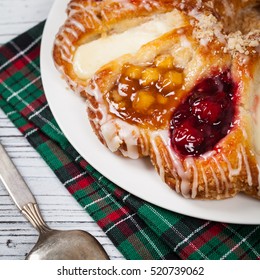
[[0, 142, 49, 233]]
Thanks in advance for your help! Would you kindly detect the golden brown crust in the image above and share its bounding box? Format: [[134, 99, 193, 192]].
[[53, 0, 260, 199]]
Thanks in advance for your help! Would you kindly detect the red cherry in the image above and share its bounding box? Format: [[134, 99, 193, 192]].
[[171, 103, 191, 127], [216, 91, 230, 107], [172, 120, 204, 155], [201, 125, 222, 150], [191, 97, 222, 124], [194, 78, 221, 95], [170, 71, 236, 157]]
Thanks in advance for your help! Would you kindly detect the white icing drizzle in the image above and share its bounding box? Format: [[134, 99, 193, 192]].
[[210, 166, 220, 194], [212, 156, 231, 197], [149, 130, 192, 198], [100, 0, 159, 22], [140, 131, 150, 156], [54, 40, 70, 64], [240, 126, 248, 140], [201, 165, 209, 198], [173, 158, 191, 198], [222, 149, 243, 180], [68, 0, 103, 29], [100, 121, 123, 151], [86, 82, 110, 125], [149, 134, 166, 181], [185, 157, 198, 198], [64, 27, 78, 39], [240, 144, 253, 186], [68, 18, 86, 33], [257, 159, 260, 196], [67, 1, 97, 17]]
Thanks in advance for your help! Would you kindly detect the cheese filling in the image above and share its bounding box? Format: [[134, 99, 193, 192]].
[[73, 10, 186, 79]]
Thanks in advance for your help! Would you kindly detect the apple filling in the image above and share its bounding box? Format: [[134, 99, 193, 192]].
[[106, 54, 184, 127]]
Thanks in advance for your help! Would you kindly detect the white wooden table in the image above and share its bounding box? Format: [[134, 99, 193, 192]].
[[0, 0, 124, 260]]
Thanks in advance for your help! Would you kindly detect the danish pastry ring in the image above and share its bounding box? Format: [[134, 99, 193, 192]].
[[53, 0, 260, 199]]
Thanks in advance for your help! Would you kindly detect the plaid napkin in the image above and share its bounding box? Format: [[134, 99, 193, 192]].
[[1, 21, 260, 260]]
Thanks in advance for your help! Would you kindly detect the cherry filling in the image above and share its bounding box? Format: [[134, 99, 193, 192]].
[[170, 71, 237, 157]]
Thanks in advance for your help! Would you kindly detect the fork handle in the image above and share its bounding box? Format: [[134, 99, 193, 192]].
[[0, 142, 50, 232], [0, 141, 36, 209]]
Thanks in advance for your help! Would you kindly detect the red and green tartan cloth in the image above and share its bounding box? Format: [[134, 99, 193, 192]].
[[1, 22, 260, 260]]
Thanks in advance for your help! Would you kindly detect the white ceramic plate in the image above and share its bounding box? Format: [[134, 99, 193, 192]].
[[41, 0, 260, 224]]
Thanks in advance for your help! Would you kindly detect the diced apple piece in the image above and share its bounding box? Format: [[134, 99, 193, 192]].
[[133, 90, 155, 112], [161, 70, 184, 91], [154, 54, 174, 69], [141, 67, 160, 86], [157, 94, 168, 105], [123, 64, 143, 79], [164, 70, 183, 86]]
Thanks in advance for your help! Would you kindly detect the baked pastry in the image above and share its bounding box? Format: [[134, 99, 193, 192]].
[[53, 0, 260, 199]]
